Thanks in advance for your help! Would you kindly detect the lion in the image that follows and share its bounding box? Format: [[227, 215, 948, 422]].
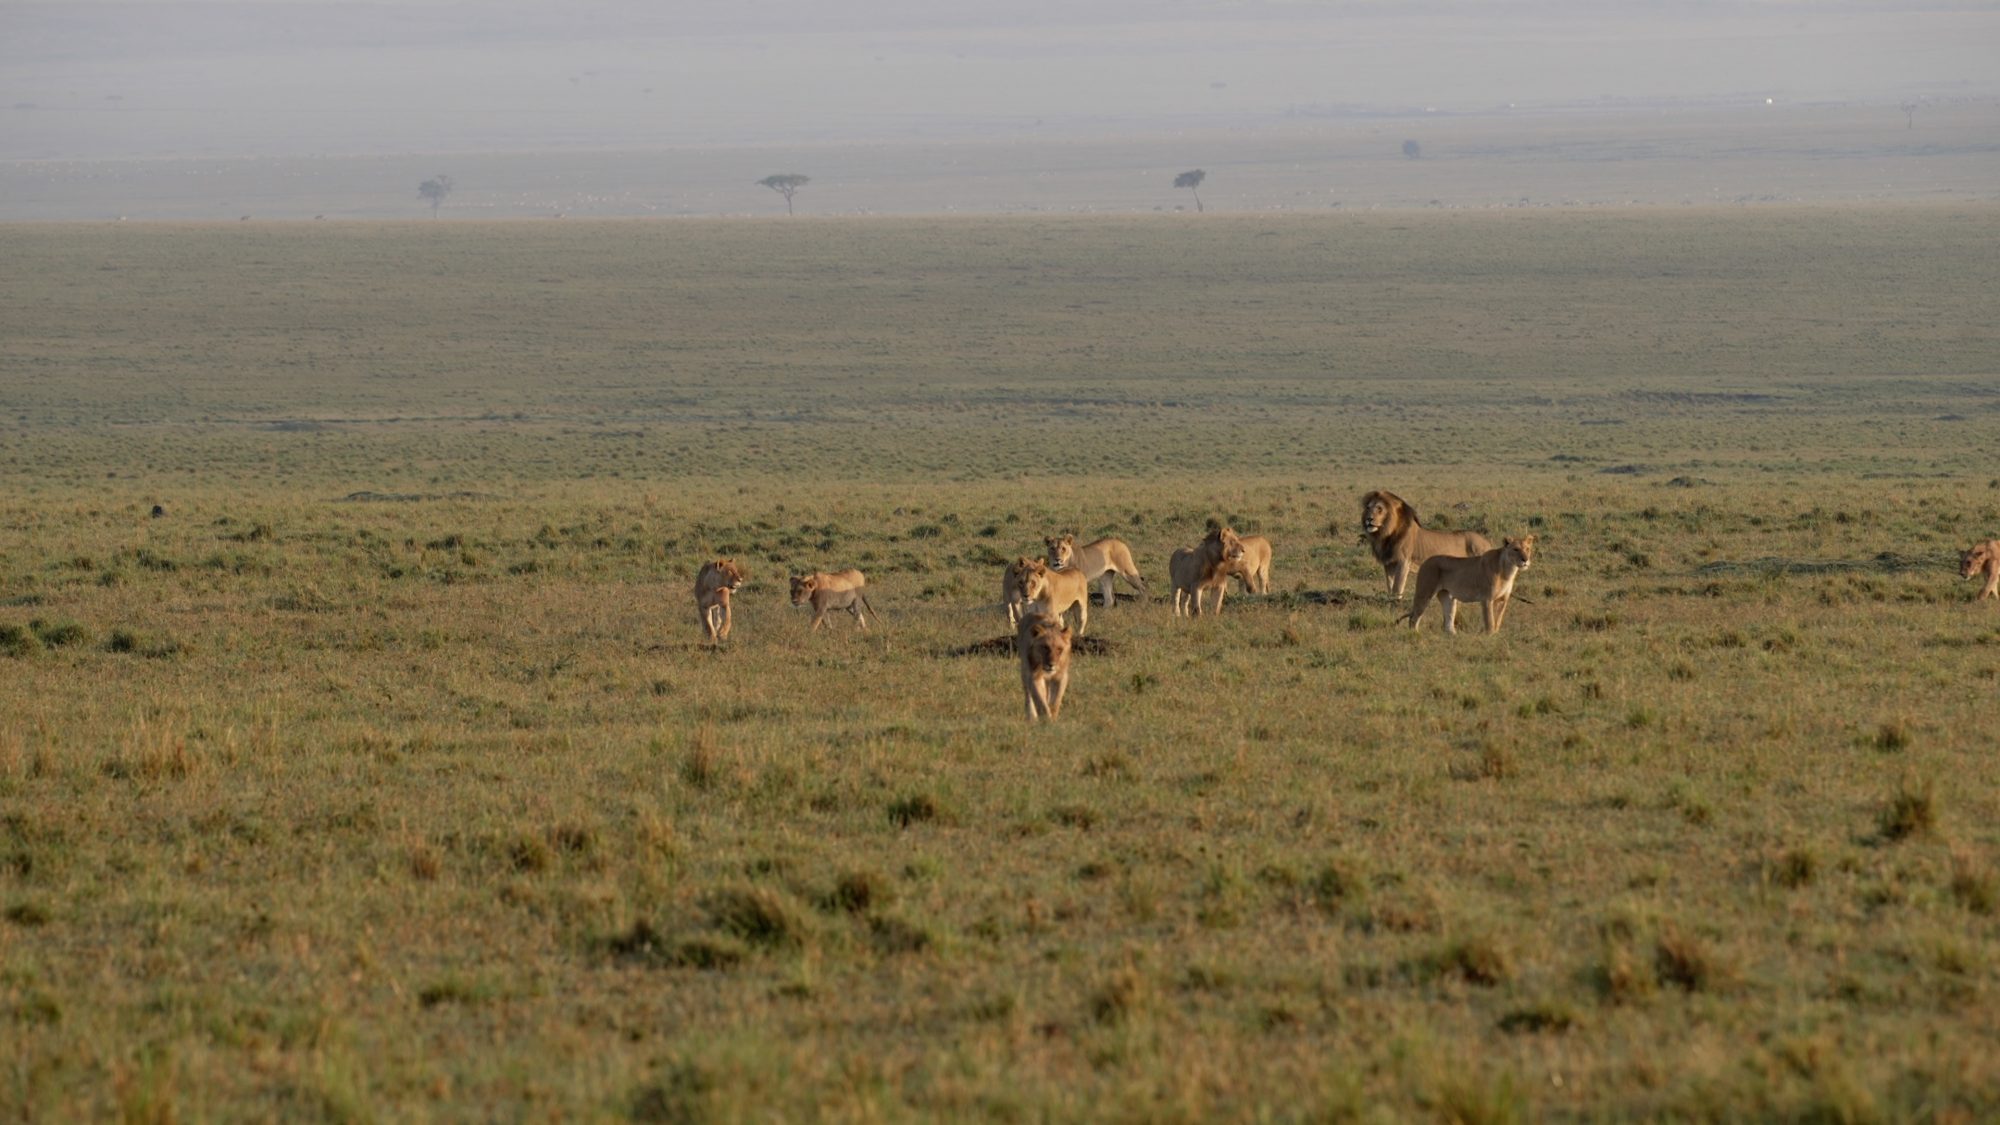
[[790, 569, 877, 631], [1044, 534, 1149, 607], [1228, 534, 1273, 595], [1360, 490, 1492, 600], [1961, 539, 2000, 600], [1404, 535, 1535, 635], [1001, 556, 1038, 626], [1169, 525, 1246, 617], [1015, 604, 1073, 721], [694, 558, 746, 642], [1020, 559, 1092, 634]]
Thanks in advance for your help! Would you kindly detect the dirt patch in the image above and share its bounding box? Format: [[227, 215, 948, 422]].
[[947, 635, 1118, 658], [1695, 553, 1938, 576], [337, 491, 503, 503]]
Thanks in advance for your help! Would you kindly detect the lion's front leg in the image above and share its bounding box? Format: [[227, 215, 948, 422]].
[[1984, 567, 2000, 600], [1074, 597, 1088, 636], [1021, 667, 1048, 720], [1486, 595, 1507, 634], [1047, 668, 1068, 719], [1440, 594, 1459, 635], [1387, 561, 1409, 599]]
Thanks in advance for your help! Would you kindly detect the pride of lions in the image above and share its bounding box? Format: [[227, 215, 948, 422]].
[[698, 491, 2000, 721]]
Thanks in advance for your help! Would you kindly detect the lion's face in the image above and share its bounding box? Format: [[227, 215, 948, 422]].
[[1963, 545, 1994, 579], [1352, 490, 1400, 532], [713, 559, 745, 589], [1045, 535, 1077, 570], [1502, 536, 1536, 570], [789, 574, 818, 604], [1020, 561, 1052, 601], [1208, 526, 1245, 562], [1028, 617, 1071, 661]]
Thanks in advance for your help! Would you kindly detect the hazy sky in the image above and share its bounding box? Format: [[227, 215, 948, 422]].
[[6, 1, 1996, 162]]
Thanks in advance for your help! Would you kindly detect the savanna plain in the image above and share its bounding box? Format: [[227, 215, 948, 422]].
[[3, 209, 1999, 1122]]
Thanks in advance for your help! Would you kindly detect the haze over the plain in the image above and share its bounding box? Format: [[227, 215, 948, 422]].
[[4, 0, 1997, 218]]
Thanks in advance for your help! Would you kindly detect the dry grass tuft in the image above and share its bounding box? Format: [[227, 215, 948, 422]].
[[1876, 778, 1937, 843], [1088, 965, 1151, 1025], [704, 886, 813, 949]]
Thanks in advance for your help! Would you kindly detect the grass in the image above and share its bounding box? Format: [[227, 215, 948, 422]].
[[1, 210, 1999, 1119]]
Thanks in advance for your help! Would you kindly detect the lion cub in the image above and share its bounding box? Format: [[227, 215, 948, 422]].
[[1962, 540, 2000, 600], [1015, 604, 1073, 721], [1405, 535, 1535, 635], [694, 559, 746, 642], [790, 569, 877, 631]]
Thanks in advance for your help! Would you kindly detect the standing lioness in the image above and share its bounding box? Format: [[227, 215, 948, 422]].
[[790, 569, 877, 631], [1962, 540, 2000, 601], [1015, 604, 1073, 721], [1020, 560, 1092, 635], [1405, 535, 1534, 635], [1001, 556, 1038, 626], [1361, 490, 1491, 600], [1044, 534, 1149, 607], [1228, 534, 1274, 595], [694, 559, 746, 642]]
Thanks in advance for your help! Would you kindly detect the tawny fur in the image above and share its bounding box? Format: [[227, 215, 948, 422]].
[[1962, 540, 2000, 600], [1169, 526, 1246, 617], [1044, 534, 1150, 607], [1001, 556, 1038, 627], [1020, 559, 1092, 635], [1227, 534, 1274, 595], [790, 569, 876, 631], [1361, 490, 1492, 600], [1405, 536, 1536, 635], [1015, 604, 1073, 721], [694, 559, 746, 642]]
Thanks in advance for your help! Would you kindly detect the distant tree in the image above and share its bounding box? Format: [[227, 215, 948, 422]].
[[1173, 169, 1206, 212], [1900, 101, 1919, 129], [1403, 139, 1422, 159], [758, 173, 810, 215], [418, 175, 455, 217]]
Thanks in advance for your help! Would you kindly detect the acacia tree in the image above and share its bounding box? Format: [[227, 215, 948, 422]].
[[758, 173, 810, 215], [418, 175, 455, 217], [1173, 169, 1206, 212], [1900, 101, 1920, 129]]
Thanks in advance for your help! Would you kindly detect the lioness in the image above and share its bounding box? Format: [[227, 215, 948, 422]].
[[1169, 525, 1246, 617], [1361, 490, 1492, 600], [1001, 556, 1038, 626], [1015, 604, 1073, 721], [1962, 539, 2000, 600], [694, 558, 746, 642], [1405, 535, 1535, 635], [1228, 534, 1274, 595], [790, 569, 876, 631], [1044, 534, 1149, 607], [1020, 559, 1092, 634]]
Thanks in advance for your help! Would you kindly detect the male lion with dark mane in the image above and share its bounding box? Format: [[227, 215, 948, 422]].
[[1962, 540, 2000, 601], [1361, 490, 1491, 599]]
